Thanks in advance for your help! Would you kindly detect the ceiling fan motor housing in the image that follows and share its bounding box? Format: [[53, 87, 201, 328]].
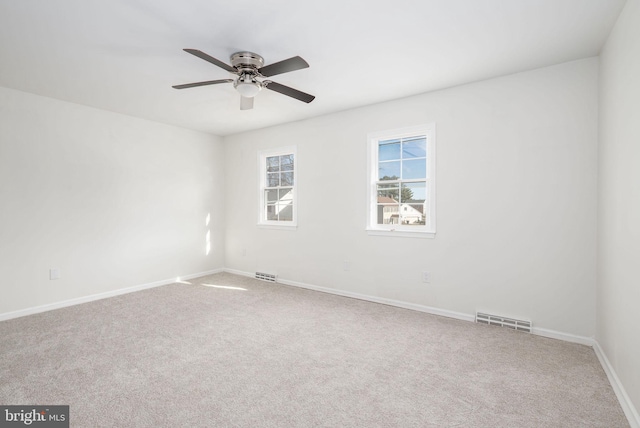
[[230, 52, 265, 71]]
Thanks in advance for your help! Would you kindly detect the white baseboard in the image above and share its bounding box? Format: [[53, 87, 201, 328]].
[[0, 268, 224, 322], [223, 268, 256, 279], [593, 341, 640, 428], [531, 326, 596, 346], [224, 268, 475, 322], [177, 268, 224, 282], [281, 277, 475, 322]]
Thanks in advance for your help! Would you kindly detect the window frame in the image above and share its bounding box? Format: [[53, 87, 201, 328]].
[[258, 145, 298, 229], [366, 124, 436, 238]]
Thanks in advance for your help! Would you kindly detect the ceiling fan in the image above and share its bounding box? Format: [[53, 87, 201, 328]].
[[172, 49, 315, 110]]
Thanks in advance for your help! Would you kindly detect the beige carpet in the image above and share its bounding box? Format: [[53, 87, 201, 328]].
[[0, 272, 629, 427]]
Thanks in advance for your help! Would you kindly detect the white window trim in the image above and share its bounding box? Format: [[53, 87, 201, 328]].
[[366, 124, 436, 239], [258, 145, 298, 229]]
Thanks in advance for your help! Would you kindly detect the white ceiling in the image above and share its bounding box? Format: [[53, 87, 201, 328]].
[[0, 0, 626, 136]]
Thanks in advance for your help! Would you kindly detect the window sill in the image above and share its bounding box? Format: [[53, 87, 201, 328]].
[[366, 228, 435, 239], [258, 223, 298, 231]]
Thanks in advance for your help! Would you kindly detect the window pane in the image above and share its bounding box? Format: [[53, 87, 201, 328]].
[[265, 189, 278, 203], [280, 154, 294, 171], [278, 203, 293, 221], [280, 171, 294, 186], [377, 204, 400, 224], [402, 159, 426, 180], [400, 204, 426, 225], [267, 172, 279, 187], [401, 182, 426, 202], [379, 161, 400, 180], [379, 140, 401, 161], [402, 137, 426, 159], [377, 184, 399, 204], [266, 156, 280, 172], [266, 204, 278, 221], [278, 188, 293, 203]]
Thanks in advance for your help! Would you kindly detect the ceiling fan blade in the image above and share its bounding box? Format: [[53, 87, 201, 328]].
[[258, 56, 309, 77], [240, 96, 254, 110], [183, 49, 236, 73], [264, 81, 315, 103], [172, 79, 233, 89]]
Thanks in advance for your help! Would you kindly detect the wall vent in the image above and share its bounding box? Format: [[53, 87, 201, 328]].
[[476, 312, 531, 333], [255, 272, 276, 282]]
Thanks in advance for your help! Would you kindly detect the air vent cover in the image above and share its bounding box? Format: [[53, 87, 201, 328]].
[[476, 312, 531, 333], [255, 272, 276, 282]]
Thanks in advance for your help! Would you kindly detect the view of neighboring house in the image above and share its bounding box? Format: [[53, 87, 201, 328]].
[[377, 196, 425, 225]]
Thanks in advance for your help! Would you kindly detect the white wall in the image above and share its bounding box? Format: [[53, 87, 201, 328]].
[[0, 87, 225, 315], [598, 0, 640, 416], [224, 58, 599, 337]]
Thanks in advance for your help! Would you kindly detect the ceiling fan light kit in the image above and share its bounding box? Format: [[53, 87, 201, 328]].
[[173, 49, 314, 110], [234, 75, 262, 98]]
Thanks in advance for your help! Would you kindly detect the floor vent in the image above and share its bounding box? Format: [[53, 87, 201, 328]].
[[476, 312, 531, 333], [255, 272, 276, 282]]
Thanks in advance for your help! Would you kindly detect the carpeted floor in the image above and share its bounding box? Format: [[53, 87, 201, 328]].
[[0, 272, 629, 427]]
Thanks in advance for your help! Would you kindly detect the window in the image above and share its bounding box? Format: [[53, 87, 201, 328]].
[[259, 146, 297, 227], [367, 124, 436, 238]]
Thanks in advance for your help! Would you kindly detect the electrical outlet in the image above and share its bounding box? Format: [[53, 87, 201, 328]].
[[343, 261, 350, 271], [241, 248, 247, 256], [50, 268, 61, 280], [422, 271, 431, 283]]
